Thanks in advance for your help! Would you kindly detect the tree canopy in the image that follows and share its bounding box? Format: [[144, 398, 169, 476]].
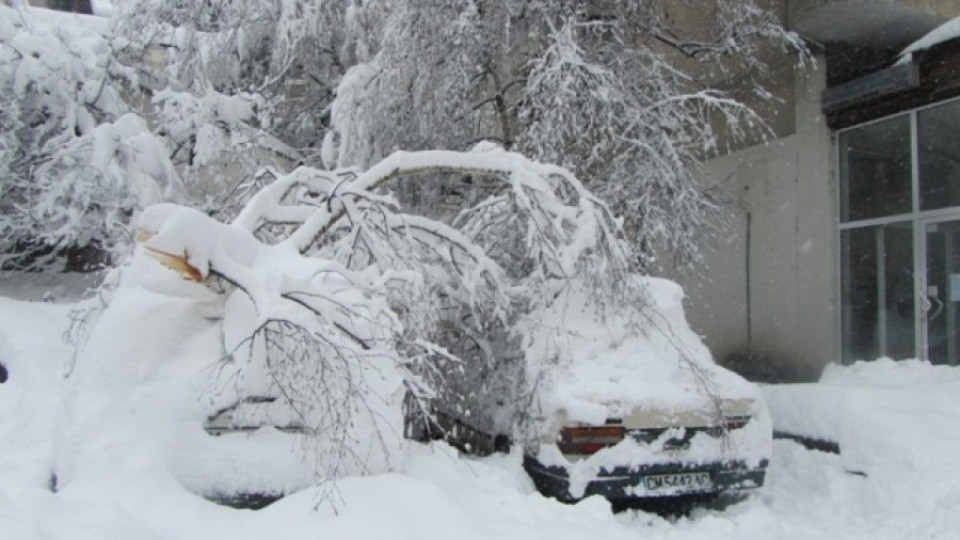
[[0, 0, 807, 272], [130, 147, 639, 479]]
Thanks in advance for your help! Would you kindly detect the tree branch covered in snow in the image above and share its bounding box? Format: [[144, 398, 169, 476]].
[[131, 148, 637, 480], [327, 0, 809, 270], [4, 0, 806, 274], [111, 0, 346, 176]]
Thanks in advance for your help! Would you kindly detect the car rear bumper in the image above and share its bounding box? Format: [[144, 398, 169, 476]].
[[523, 455, 768, 502]]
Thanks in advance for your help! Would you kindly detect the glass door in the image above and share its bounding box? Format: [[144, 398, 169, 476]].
[[923, 219, 960, 366], [840, 222, 915, 363], [838, 98, 960, 366]]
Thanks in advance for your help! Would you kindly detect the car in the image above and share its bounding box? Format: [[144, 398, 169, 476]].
[[522, 399, 769, 504], [52, 251, 325, 510], [199, 395, 310, 508], [414, 276, 771, 505]]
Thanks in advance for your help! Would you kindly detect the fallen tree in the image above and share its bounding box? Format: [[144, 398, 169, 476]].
[[122, 147, 641, 481]]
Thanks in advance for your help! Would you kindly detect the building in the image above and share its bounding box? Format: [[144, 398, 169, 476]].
[[682, 0, 960, 380]]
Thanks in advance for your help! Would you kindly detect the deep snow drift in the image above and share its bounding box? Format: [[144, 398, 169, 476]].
[[763, 360, 960, 537], [1, 285, 959, 539]]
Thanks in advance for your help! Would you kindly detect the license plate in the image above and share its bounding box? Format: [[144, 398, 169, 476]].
[[643, 472, 713, 492]]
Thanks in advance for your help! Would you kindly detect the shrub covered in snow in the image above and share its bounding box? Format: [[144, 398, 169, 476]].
[[0, 5, 180, 270]]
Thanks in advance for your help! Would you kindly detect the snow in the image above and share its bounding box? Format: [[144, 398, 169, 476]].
[[22, 6, 110, 36], [899, 16, 960, 63], [89, 114, 184, 206], [763, 359, 960, 535], [0, 298, 72, 491], [530, 278, 760, 422], [91, 1, 115, 18], [2, 282, 960, 538]]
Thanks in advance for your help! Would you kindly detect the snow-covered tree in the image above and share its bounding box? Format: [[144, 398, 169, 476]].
[[0, 4, 181, 270], [127, 147, 637, 479], [110, 0, 347, 194], [328, 0, 808, 269], [4, 0, 806, 275], [2, 0, 337, 271]]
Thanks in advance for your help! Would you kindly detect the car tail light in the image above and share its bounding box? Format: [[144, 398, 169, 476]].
[[557, 426, 626, 455], [723, 415, 751, 430]]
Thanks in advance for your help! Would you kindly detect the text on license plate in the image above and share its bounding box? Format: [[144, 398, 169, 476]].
[[644, 472, 712, 492]]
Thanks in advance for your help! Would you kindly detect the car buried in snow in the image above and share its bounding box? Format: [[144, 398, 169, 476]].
[[54, 147, 768, 512], [522, 392, 769, 504], [193, 275, 771, 508], [112, 238, 767, 509], [416, 277, 771, 506]]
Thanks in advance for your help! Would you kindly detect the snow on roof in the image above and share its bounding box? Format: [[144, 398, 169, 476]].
[[899, 16, 960, 63]]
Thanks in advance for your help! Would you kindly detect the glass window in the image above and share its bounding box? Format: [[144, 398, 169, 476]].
[[841, 222, 915, 364], [839, 116, 912, 222], [924, 220, 960, 366], [919, 100, 960, 211]]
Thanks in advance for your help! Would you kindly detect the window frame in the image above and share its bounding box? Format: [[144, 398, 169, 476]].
[[836, 95, 960, 364]]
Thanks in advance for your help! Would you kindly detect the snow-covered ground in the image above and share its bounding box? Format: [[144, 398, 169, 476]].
[[1, 287, 958, 539]]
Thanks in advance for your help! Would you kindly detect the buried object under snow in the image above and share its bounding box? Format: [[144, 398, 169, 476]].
[[419, 277, 772, 503], [53, 148, 632, 505], [54, 148, 768, 507]]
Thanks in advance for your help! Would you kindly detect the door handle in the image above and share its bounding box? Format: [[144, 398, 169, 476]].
[[929, 295, 945, 322], [919, 287, 932, 314]]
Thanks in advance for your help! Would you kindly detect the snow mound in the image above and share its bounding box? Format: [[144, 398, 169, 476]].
[[820, 357, 960, 385], [0, 298, 72, 491], [763, 359, 960, 536], [764, 359, 960, 455]]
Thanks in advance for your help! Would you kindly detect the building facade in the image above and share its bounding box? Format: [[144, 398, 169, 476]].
[[682, 0, 960, 380]]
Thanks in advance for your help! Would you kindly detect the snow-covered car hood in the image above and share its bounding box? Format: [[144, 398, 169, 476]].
[[528, 277, 761, 427]]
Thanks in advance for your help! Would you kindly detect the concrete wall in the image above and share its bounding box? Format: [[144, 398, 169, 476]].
[[677, 57, 836, 381]]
